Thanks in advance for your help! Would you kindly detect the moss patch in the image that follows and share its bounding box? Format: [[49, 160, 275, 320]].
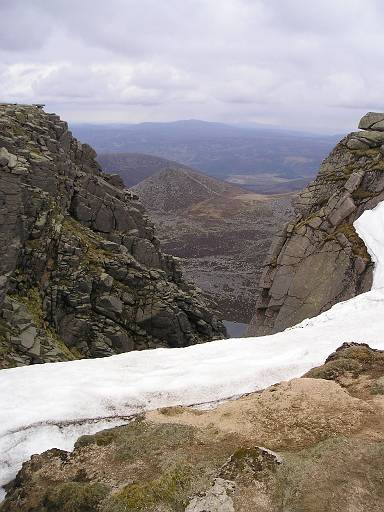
[[76, 429, 118, 448], [15, 289, 77, 361], [43, 481, 109, 512], [371, 377, 384, 395], [220, 447, 279, 481], [103, 466, 191, 512], [74, 419, 239, 511], [305, 343, 384, 382], [278, 437, 384, 512], [335, 222, 370, 260], [62, 217, 111, 270], [305, 357, 362, 380]]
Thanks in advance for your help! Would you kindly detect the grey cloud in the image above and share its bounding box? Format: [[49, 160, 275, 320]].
[[0, 1, 54, 51], [1, 0, 384, 132]]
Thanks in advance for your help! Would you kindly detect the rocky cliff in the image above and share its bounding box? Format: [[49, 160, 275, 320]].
[[248, 112, 384, 336], [0, 104, 225, 368]]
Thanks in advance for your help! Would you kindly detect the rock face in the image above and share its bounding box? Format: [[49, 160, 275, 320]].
[[0, 104, 225, 368], [247, 113, 384, 336], [3, 343, 384, 511]]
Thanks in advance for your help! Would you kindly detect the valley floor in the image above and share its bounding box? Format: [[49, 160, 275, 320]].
[[152, 192, 294, 323], [1, 201, 384, 500]]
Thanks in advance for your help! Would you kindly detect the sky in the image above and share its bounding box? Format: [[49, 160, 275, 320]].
[[2, 0, 384, 132]]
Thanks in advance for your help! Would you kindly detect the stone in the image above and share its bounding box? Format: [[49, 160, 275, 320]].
[[307, 216, 322, 229], [59, 316, 88, 347], [94, 204, 114, 232], [71, 199, 92, 223], [28, 338, 41, 356], [95, 294, 123, 315], [371, 119, 384, 131], [90, 338, 114, 357], [355, 257, 367, 274], [346, 137, 369, 150], [353, 130, 384, 147], [344, 171, 364, 193], [358, 112, 384, 130], [0, 147, 17, 168], [177, 311, 192, 333], [0, 156, 8, 167], [121, 291, 135, 305], [196, 319, 212, 336], [97, 272, 113, 292], [107, 330, 134, 351], [185, 478, 235, 512], [328, 195, 356, 226], [19, 326, 37, 350], [105, 173, 125, 189]]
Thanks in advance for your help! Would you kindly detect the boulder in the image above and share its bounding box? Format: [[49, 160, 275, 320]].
[[0, 147, 17, 169], [105, 173, 125, 189], [94, 294, 123, 315], [328, 195, 356, 226], [358, 112, 384, 130]]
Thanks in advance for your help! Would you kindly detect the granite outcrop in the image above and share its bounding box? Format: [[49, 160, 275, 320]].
[[0, 104, 225, 367], [248, 112, 384, 335]]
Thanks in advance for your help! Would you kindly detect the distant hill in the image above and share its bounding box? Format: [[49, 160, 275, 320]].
[[97, 153, 195, 188], [131, 167, 247, 212], [131, 166, 294, 323], [72, 119, 340, 184]]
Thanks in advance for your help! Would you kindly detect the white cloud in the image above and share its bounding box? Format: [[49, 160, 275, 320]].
[[1, 0, 384, 131]]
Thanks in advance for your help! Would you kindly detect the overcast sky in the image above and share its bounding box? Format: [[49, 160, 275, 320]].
[[2, 0, 384, 132]]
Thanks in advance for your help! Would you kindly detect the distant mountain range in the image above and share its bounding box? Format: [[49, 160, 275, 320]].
[[72, 119, 341, 188]]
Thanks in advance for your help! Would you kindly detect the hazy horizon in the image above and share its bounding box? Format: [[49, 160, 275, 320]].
[[2, 1, 384, 133], [68, 117, 343, 136]]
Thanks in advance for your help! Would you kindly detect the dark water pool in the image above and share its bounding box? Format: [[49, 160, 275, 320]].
[[223, 321, 248, 338]]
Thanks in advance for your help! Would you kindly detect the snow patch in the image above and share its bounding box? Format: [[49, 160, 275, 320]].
[[1, 201, 384, 497]]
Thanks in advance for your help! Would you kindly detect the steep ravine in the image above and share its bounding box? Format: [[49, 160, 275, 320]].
[[0, 104, 225, 368]]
